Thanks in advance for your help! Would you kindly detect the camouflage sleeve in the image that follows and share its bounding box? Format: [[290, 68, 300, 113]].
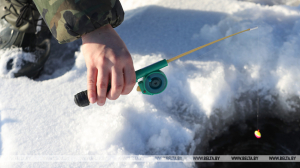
[[32, 0, 124, 44]]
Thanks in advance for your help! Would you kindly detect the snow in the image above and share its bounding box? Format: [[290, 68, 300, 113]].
[[1, 0, 300, 167]]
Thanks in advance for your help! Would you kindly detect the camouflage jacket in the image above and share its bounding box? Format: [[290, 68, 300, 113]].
[[33, 0, 124, 44]]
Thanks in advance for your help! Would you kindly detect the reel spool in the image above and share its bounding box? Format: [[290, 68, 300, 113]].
[[137, 70, 168, 95]]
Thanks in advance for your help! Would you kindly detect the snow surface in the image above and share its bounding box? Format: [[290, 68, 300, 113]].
[[1, 0, 300, 167]]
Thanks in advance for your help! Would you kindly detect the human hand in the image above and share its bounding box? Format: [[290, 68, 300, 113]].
[[81, 24, 136, 106]]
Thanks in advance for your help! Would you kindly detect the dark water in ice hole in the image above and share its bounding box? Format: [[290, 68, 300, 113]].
[[193, 92, 300, 168]]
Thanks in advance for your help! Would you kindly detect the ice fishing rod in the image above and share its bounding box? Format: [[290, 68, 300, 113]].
[[74, 27, 258, 107]]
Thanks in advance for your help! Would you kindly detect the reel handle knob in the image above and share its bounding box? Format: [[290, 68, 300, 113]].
[[74, 83, 111, 107]]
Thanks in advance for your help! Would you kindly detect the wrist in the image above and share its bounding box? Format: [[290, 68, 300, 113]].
[[82, 24, 112, 40]]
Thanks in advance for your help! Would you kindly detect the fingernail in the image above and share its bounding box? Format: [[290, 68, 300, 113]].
[[90, 97, 95, 104], [97, 102, 104, 106]]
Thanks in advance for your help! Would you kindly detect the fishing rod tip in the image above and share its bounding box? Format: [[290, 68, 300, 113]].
[[250, 27, 258, 31]]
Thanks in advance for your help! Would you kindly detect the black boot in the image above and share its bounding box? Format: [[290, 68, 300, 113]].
[[0, 0, 51, 79]]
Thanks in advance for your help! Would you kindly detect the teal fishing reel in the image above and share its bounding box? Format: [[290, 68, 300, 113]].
[[74, 59, 169, 107], [137, 69, 168, 95], [74, 27, 258, 107], [135, 59, 168, 95]]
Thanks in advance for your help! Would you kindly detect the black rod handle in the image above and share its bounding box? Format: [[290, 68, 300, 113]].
[[74, 82, 111, 107]]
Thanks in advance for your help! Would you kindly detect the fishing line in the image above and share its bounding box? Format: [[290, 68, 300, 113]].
[[255, 97, 261, 139], [257, 97, 259, 130], [257, 25, 260, 131], [254, 19, 262, 139], [255, 96, 261, 138]]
